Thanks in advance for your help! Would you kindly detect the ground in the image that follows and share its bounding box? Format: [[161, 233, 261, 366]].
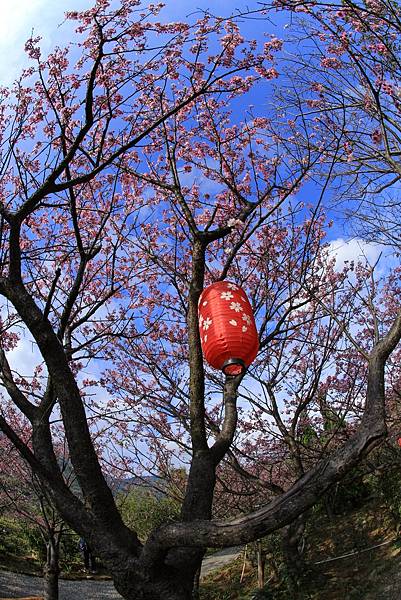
[[2, 500, 401, 599], [200, 499, 401, 599], [0, 547, 242, 600], [0, 570, 120, 600]]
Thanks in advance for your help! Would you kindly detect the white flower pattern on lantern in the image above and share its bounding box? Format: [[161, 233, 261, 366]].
[[221, 291, 234, 300], [230, 301, 243, 312], [202, 300, 208, 306], [204, 335, 208, 343], [242, 313, 252, 325], [202, 317, 212, 330], [242, 326, 248, 333], [227, 283, 239, 290], [229, 319, 238, 326]]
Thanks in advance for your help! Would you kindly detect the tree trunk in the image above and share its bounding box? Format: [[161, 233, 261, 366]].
[[324, 483, 338, 520], [282, 515, 306, 598], [257, 539, 265, 589], [43, 539, 59, 600], [192, 566, 201, 600], [113, 568, 197, 600], [11, 314, 396, 600], [112, 453, 217, 600]]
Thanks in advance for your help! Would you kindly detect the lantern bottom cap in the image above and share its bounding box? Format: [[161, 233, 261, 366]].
[[222, 358, 246, 376]]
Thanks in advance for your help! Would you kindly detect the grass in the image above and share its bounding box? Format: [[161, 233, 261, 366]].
[[300, 498, 401, 600], [0, 553, 111, 581], [0, 515, 111, 581], [200, 556, 255, 600], [2, 498, 401, 597]]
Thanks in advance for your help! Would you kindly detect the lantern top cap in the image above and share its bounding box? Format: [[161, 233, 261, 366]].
[[199, 280, 241, 298]]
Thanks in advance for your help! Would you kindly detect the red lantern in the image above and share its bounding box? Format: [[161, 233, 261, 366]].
[[397, 438, 401, 448], [198, 281, 259, 376]]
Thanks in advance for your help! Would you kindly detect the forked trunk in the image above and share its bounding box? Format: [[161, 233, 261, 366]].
[[113, 564, 198, 600]]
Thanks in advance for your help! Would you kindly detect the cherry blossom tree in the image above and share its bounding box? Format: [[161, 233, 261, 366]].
[[260, 0, 401, 246], [0, 418, 74, 600], [1, 1, 401, 600]]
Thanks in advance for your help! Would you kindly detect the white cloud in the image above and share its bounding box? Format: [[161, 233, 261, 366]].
[[0, 0, 264, 85], [7, 332, 43, 378], [328, 237, 384, 271], [0, 0, 91, 85]]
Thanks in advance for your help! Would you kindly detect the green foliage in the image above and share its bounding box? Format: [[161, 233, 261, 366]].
[[246, 589, 289, 600], [199, 453, 401, 600], [117, 488, 180, 540], [0, 516, 33, 558], [0, 489, 179, 574], [370, 463, 401, 525], [321, 470, 372, 517], [59, 530, 82, 572], [0, 515, 82, 572], [24, 525, 46, 562], [320, 447, 401, 524], [199, 556, 246, 600], [300, 425, 318, 447]]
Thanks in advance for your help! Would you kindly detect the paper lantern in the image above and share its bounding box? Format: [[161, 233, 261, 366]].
[[198, 281, 259, 376], [397, 438, 401, 448]]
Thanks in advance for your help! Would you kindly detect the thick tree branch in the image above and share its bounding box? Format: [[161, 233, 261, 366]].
[[0, 277, 141, 555], [142, 308, 401, 559], [0, 348, 37, 420], [210, 373, 243, 464]]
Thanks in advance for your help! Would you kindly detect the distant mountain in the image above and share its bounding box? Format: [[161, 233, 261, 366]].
[[107, 474, 166, 498], [58, 459, 165, 498]]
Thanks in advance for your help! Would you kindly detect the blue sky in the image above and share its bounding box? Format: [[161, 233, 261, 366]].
[[1, 0, 391, 474], [0, 0, 90, 85], [0, 0, 283, 85], [0, 0, 385, 274]]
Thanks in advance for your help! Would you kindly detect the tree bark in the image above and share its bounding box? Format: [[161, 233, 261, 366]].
[[43, 539, 59, 600], [282, 514, 306, 596], [2, 226, 401, 600], [1, 333, 395, 600], [192, 566, 201, 600], [257, 540, 265, 589]]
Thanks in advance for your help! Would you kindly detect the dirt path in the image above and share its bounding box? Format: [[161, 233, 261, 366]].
[[364, 553, 401, 600], [200, 547, 243, 578], [0, 547, 242, 599], [0, 571, 120, 600]]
